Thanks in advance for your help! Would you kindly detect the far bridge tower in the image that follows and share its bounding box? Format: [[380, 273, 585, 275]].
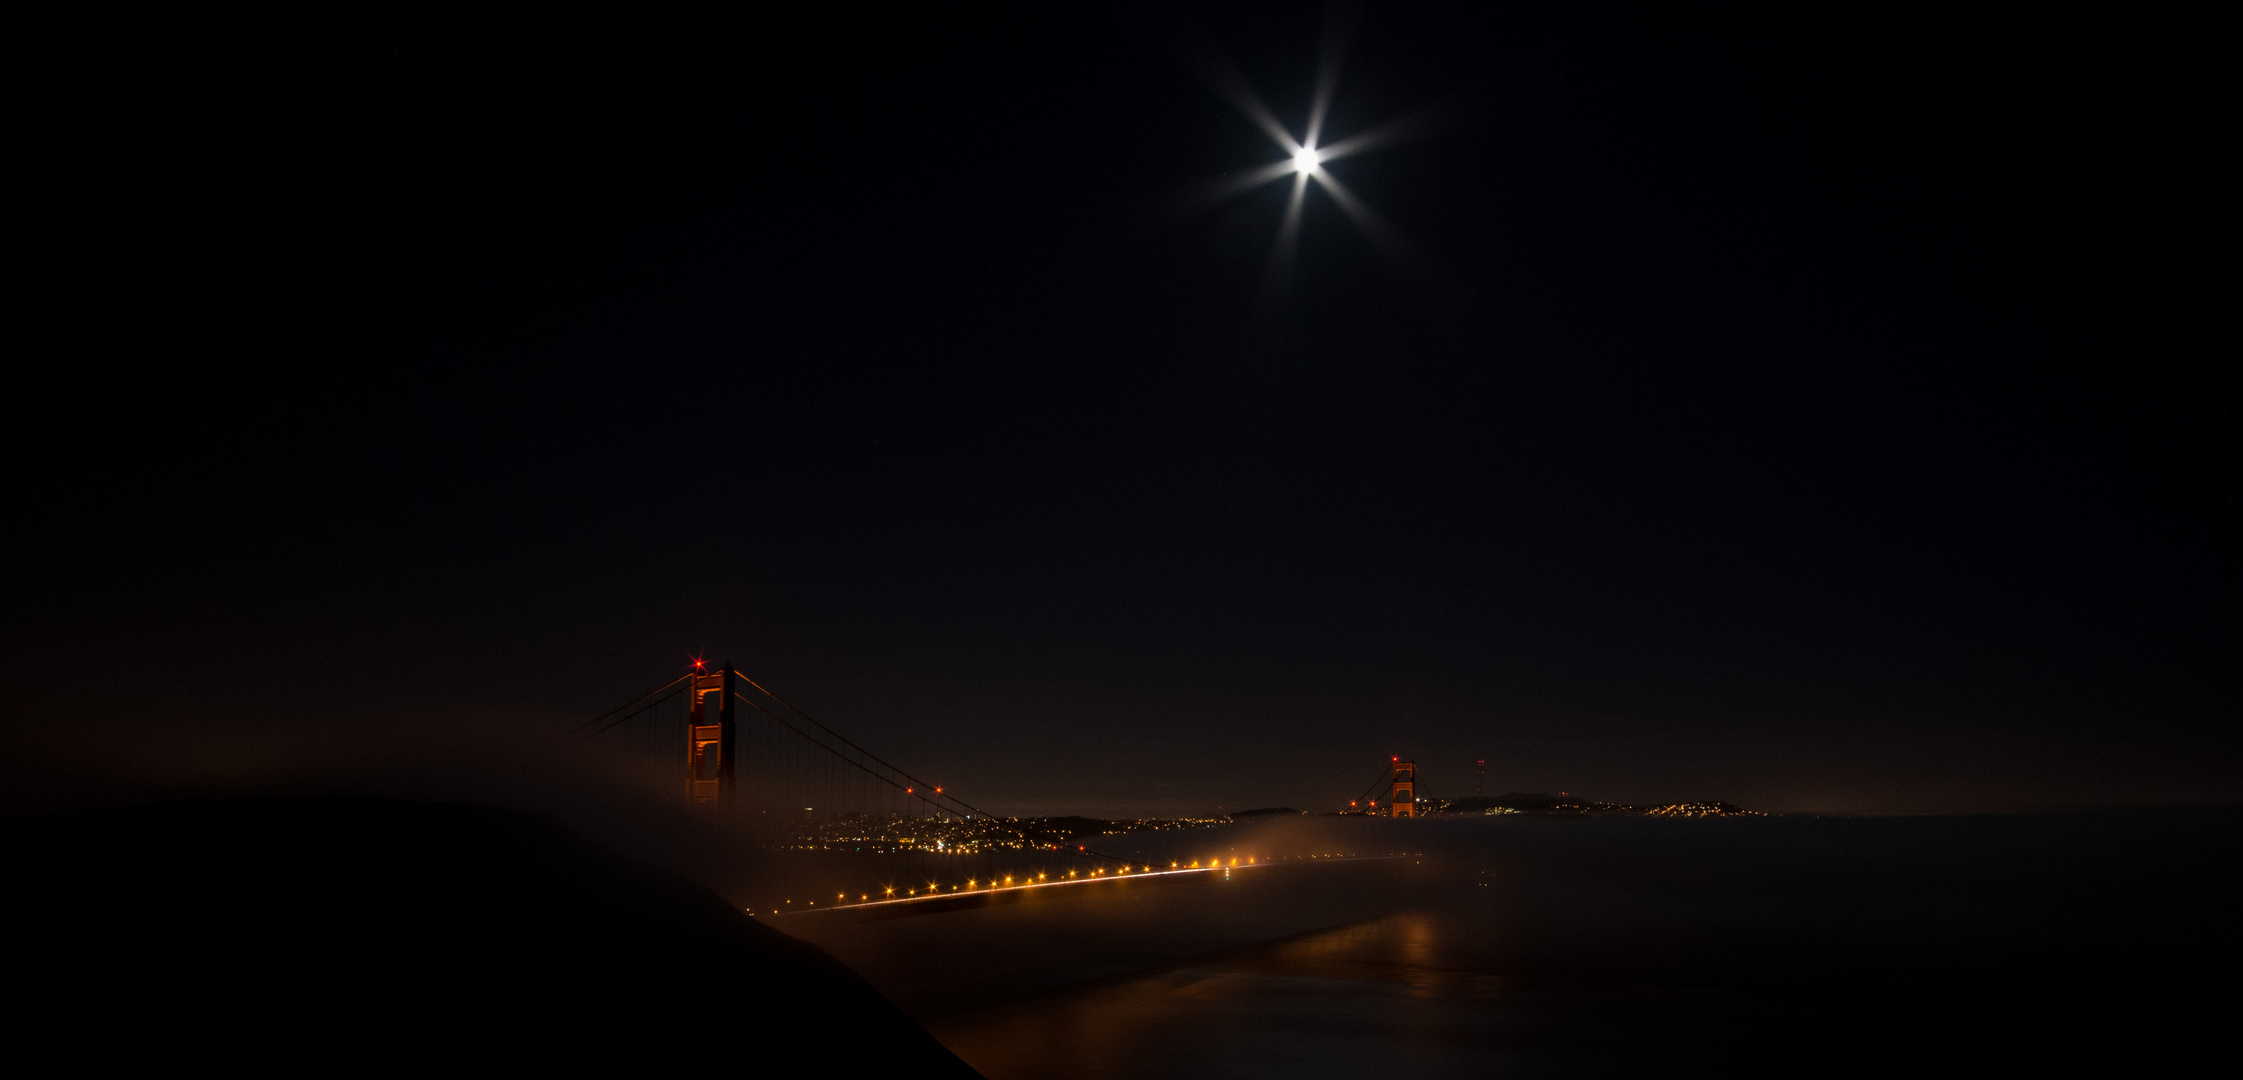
[[1390, 759, 1416, 818]]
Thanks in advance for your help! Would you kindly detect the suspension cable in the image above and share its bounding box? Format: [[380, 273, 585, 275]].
[[569, 673, 693, 735], [732, 673, 968, 814], [1352, 762, 1393, 812], [732, 690, 1133, 867], [731, 692, 968, 820], [574, 682, 688, 741]]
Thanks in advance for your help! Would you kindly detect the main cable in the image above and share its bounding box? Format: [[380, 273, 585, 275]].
[[731, 690, 1132, 868], [733, 672, 971, 815], [732, 692, 968, 820], [569, 673, 692, 735], [1352, 763, 1392, 812], [574, 682, 688, 741]]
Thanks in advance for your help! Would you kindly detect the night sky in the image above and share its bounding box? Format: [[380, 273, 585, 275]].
[[12, 6, 2230, 815]]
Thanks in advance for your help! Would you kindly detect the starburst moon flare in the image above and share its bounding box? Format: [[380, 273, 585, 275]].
[[1180, 13, 1438, 320]]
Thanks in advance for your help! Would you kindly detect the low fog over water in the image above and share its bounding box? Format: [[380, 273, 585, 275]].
[[6, 711, 2235, 1074], [780, 811, 2238, 1077]]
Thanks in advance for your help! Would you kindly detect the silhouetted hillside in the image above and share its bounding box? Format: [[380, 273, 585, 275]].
[[6, 797, 982, 1074]]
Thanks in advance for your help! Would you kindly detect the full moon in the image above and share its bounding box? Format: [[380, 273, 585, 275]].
[[1292, 145, 1322, 173]]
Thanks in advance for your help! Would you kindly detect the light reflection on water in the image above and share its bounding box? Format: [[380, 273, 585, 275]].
[[779, 811, 2240, 1079], [916, 907, 1783, 1080], [934, 912, 1486, 1080]]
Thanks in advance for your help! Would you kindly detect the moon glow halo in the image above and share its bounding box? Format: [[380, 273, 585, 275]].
[[1182, 19, 1432, 324]]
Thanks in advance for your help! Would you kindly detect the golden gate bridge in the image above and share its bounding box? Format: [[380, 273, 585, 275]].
[[572, 661, 1281, 914]]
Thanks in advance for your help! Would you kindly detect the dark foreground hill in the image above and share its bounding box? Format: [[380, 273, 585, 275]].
[[4, 797, 980, 1074]]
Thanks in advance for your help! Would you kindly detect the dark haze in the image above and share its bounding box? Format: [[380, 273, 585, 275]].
[[8, 7, 2230, 817]]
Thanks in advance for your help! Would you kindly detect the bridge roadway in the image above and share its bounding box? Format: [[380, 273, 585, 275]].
[[762, 853, 1406, 918]]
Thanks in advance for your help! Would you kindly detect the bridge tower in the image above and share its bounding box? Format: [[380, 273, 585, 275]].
[[1390, 759, 1416, 818], [686, 664, 736, 810]]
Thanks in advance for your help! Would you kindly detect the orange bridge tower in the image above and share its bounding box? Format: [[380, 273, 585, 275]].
[[1390, 759, 1416, 818], [686, 665, 736, 810]]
